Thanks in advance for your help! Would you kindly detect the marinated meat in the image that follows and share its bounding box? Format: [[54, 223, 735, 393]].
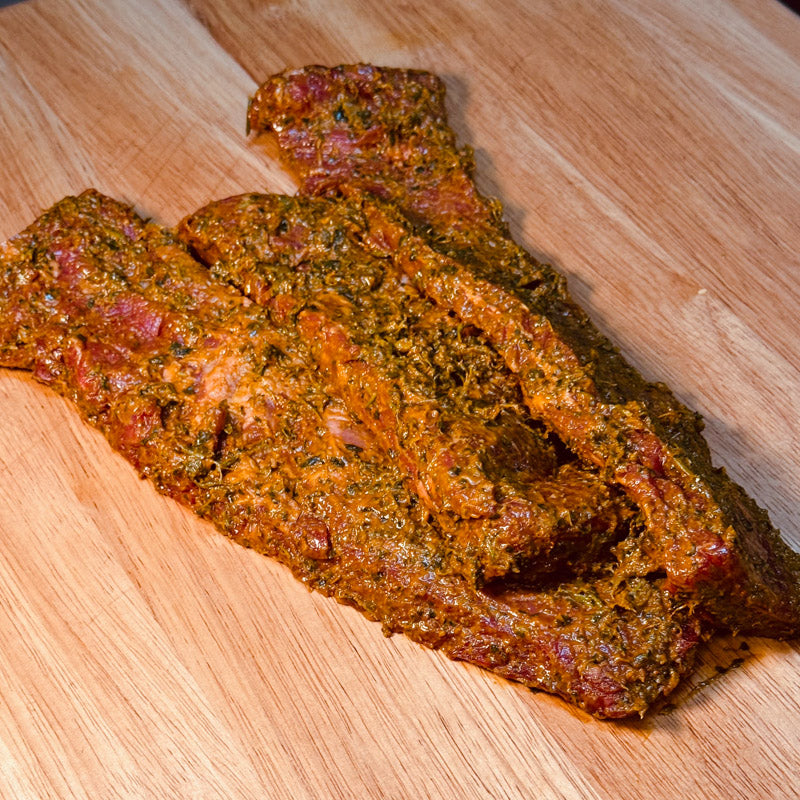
[[0, 190, 703, 718], [247, 63, 800, 637], [246, 64, 496, 234], [179, 192, 630, 584], [1, 63, 795, 720]]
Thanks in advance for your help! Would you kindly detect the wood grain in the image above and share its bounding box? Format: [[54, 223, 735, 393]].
[[0, 0, 799, 797]]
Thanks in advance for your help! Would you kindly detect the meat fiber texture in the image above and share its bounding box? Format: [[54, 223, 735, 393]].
[[0, 191, 702, 719], [246, 63, 800, 639], [0, 63, 798, 720], [178, 192, 631, 586]]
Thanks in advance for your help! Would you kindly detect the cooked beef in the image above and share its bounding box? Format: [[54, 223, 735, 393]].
[[0, 190, 703, 718], [247, 64, 800, 637], [179, 191, 630, 584]]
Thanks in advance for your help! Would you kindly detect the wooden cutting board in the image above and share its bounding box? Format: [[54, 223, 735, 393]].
[[1, 0, 798, 797]]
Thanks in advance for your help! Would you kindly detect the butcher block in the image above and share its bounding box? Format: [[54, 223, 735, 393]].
[[0, 0, 798, 797]]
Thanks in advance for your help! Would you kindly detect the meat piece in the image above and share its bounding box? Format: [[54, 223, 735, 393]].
[[247, 64, 800, 638], [178, 191, 630, 584], [0, 190, 703, 718], [246, 64, 495, 234]]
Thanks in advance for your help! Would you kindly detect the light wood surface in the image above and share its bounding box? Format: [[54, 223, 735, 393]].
[[1, 0, 799, 797]]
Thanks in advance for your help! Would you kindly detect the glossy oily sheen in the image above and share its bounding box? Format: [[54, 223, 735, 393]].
[[248, 63, 800, 639], [0, 190, 701, 718]]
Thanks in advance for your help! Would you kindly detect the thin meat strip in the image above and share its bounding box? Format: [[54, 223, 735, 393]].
[[247, 64, 800, 637], [179, 191, 630, 584], [0, 190, 702, 718]]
